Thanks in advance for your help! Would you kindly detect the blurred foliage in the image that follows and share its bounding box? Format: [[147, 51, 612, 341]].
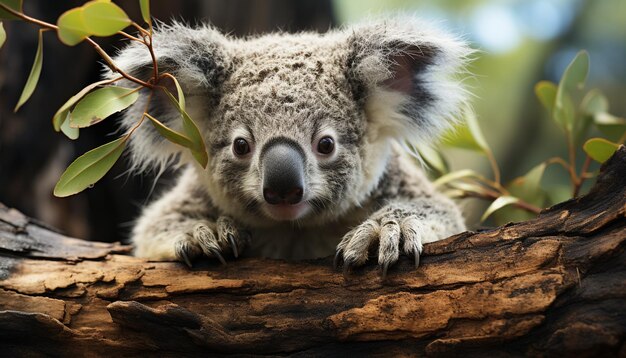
[[423, 51, 624, 224], [334, 0, 626, 226]]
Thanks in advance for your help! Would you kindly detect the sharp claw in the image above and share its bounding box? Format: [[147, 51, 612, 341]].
[[333, 250, 343, 270], [381, 262, 389, 280], [414, 250, 420, 269], [342, 260, 352, 278], [180, 250, 193, 268], [227, 233, 239, 258], [210, 248, 227, 265]]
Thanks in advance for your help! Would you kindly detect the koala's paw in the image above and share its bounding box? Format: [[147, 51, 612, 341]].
[[335, 206, 450, 278], [174, 216, 250, 268]]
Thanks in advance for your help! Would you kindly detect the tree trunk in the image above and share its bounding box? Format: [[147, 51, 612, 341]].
[[1, 148, 625, 357]]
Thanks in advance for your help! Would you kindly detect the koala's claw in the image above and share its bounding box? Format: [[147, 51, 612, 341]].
[[173, 217, 249, 267], [335, 209, 436, 277], [227, 233, 239, 258]]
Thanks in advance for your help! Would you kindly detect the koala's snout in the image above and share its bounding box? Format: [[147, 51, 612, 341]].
[[261, 139, 305, 205]]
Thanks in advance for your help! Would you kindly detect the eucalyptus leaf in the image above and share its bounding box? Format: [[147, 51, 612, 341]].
[[581, 89, 609, 115], [0, 22, 5, 48], [0, 0, 22, 20], [144, 113, 194, 148], [554, 50, 589, 132], [535, 81, 557, 115], [447, 181, 489, 196], [415, 143, 448, 175], [434, 169, 485, 187], [14, 29, 44, 112], [465, 108, 489, 153], [163, 88, 208, 167], [594, 112, 626, 142], [54, 136, 127, 197], [139, 0, 151, 26], [481, 196, 520, 222], [507, 162, 548, 207], [57, 7, 89, 46], [70, 86, 139, 128], [53, 79, 116, 131], [442, 123, 482, 151], [60, 112, 79, 140], [583, 138, 619, 163], [82, 1, 130, 36]]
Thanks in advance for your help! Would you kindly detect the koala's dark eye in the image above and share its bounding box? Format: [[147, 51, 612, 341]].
[[233, 138, 250, 156], [317, 136, 335, 155]]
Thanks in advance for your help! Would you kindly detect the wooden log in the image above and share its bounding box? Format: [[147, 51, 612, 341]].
[[1, 148, 625, 356]]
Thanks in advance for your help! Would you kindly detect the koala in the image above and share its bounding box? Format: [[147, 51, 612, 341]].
[[112, 18, 471, 276]]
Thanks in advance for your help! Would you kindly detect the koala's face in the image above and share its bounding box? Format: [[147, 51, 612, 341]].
[[114, 21, 471, 224], [206, 37, 368, 222]]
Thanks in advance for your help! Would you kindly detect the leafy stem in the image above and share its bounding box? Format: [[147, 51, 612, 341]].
[[0, 2, 152, 88]]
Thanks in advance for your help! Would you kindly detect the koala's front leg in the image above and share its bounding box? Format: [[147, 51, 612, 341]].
[[335, 197, 464, 277], [132, 168, 249, 266]]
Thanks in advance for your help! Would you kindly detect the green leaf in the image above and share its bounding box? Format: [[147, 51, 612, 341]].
[[53, 79, 116, 131], [442, 109, 489, 154], [553, 91, 576, 132], [481, 196, 520, 222], [581, 89, 608, 115], [54, 136, 127, 197], [583, 138, 619, 163], [447, 181, 489, 196], [0, 22, 5, 48], [594, 112, 626, 143], [434, 169, 485, 187], [442, 124, 482, 151], [144, 113, 194, 148], [163, 89, 208, 167], [70, 86, 139, 128], [139, 0, 151, 25], [535, 81, 557, 115], [0, 0, 22, 20], [414, 143, 448, 176], [57, 7, 89, 46], [60, 112, 79, 140], [14, 29, 44, 112], [82, 1, 130, 37], [507, 162, 548, 207], [161, 75, 186, 111], [554, 50, 590, 132], [573, 89, 608, 146]]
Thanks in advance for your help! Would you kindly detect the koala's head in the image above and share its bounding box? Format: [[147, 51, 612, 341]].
[[112, 19, 471, 225]]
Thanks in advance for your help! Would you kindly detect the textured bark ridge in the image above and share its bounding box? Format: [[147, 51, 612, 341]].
[[1, 148, 625, 357]]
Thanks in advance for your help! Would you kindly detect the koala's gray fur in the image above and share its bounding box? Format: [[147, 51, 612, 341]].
[[111, 18, 471, 273]]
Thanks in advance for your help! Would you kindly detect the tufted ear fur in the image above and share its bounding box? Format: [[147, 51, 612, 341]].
[[105, 22, 231, 173], [346, 18, 473, 145]]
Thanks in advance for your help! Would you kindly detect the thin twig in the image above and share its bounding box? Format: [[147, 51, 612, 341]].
[[458, 189, 542, 215], [117, 31, 144, 44], [0, 3, 153, 89], [484, 148, 502, 188], [573, 155, 592, 197]]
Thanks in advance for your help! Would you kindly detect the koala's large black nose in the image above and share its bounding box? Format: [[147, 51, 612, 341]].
[[262, 139, 305, 205]]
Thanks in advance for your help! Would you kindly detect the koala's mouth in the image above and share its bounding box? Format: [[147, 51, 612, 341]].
[[262, 202, 311, 222]]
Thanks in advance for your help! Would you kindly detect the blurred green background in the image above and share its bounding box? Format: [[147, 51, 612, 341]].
[[334, 0, 626, 224], [0, 0, 624, 240]]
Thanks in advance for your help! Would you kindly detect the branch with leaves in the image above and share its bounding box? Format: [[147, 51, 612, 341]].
[[0, 0, 208, 197], [421, 50, 626, 224]]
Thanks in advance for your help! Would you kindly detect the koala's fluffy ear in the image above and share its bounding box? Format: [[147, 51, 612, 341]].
[[346, 18, 473, 144], [106, 23, 231, 172]]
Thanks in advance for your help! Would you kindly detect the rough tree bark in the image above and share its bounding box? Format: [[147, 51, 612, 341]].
[[1, 148, 625, 357]]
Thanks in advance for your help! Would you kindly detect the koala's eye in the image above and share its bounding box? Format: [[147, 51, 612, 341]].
[[233, 138, 250, 156], [317, 136, 335, 155]]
